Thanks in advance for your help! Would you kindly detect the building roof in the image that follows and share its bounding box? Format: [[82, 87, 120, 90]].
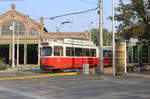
[[43, 32, 89, 40], [0, 4, 90, 43]]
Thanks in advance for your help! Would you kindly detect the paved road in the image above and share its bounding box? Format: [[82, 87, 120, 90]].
[[0, 76, 150, 99]]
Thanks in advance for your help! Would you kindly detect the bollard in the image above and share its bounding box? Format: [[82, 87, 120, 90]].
[[83, 64, 89, 74]]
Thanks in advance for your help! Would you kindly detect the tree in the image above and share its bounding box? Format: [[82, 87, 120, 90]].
[[90, 28, 112, 46], [115, 0, 150, 45]]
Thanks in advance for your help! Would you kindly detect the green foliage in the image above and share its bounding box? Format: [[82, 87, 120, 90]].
[[0, 58, 7, 70], [90, 28, 112, 46], [0, 58, 4, 65], [115, 0, 150, 45]]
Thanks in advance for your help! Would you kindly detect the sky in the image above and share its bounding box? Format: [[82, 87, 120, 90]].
[[0, 0, 119, 32]]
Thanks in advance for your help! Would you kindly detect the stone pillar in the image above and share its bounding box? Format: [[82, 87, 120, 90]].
[[9, 44, 12, 66], [24, 44, 27, 65], [38, 43, 40, 66], [115, 39, 127, 74]]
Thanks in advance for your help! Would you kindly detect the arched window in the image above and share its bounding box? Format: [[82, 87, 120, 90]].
[[30, 28, 38, 35], [1, 21, 25, 35]]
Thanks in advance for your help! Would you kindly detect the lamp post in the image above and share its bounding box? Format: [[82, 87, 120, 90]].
[[112, 0, 116, 76], [11, 22, 15, 68]]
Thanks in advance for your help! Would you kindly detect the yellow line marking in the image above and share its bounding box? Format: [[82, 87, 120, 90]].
[[0, 72, 77, 80]]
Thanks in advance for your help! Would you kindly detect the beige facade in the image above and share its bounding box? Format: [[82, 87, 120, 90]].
[[0, 4, 89, 66]]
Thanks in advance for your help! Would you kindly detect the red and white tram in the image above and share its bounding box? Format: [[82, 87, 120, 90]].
[[40, 39, 112, 71]]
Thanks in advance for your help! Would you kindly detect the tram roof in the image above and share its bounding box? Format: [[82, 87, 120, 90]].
[[41, 39, 96, 47]]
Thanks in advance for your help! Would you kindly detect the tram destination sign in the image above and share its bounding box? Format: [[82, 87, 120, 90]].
[[64, 39, 94, 46]]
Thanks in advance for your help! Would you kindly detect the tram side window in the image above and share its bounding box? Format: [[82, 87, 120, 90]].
[[54, 46, 63, 56], [66, 47, 74, 56], [103, 50, 112, 57], [41, 46, 52, 57], [90, 49, 96, 57], [83, 48, 89, 57], [75, 48, 82, 56]]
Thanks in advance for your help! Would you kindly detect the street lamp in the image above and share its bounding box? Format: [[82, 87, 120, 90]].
[[56, 21, 71, 32], [10, 22, 15, 68]]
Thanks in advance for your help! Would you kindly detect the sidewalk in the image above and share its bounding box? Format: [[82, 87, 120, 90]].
[[126, 71, 150, 78]]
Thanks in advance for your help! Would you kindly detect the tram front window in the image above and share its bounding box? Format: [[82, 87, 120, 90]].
[[41, 46, 52, 57]]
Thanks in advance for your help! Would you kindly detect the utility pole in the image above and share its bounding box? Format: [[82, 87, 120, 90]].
[[98, 0, 103, 74], [112, 0, 116, 76]]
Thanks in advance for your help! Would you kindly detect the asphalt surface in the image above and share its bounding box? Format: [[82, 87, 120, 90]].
[[0, 70, 150, 99], [0, 78, 150, 99]]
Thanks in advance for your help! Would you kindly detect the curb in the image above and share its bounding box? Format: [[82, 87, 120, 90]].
[[0, 72, 77, 81], [127, 74, 150, 78]]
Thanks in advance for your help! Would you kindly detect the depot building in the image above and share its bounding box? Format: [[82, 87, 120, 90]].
[[0, 4, 89, 66]]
